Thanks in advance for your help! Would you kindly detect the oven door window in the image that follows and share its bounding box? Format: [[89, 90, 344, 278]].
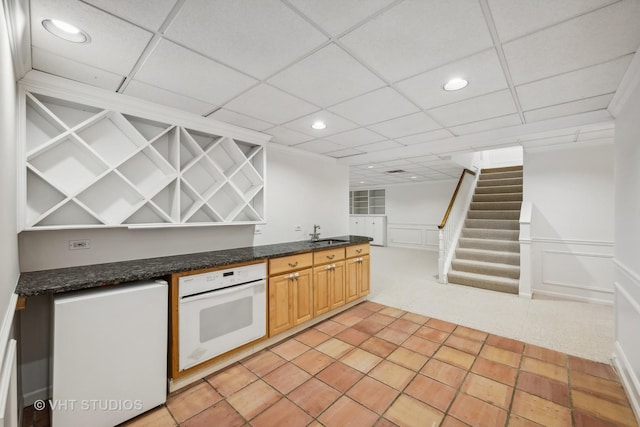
[[200, 296, 252, 342]]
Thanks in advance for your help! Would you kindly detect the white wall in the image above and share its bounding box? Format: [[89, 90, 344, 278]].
[[253, 144, 349, 245], [19, 144, 349, 271], [613, 76, 640, 418], [0, 0, 20, 339], [383, 180, 457, 250], [523, 143, 615, 303]]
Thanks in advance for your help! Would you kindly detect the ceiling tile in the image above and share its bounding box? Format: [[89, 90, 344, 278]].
[[367, 112, 441, 139], [268, 44, 385, 107], [288, 0, 395, 36], [488, 0, 617, 42], [123, 80, 216, 115], [524, 94, 614, 123], [450, 114, 522, 135], [328, 87, 419, 126], [339, 0, 493, 81], [396, 49, 509, 110], [325, 128, 386, 147], [82, 0, 177, 31], [282, 110, 359, 137], [164, 0, 327, 79], [516, 55, 631, 111], [133, 39, 257, 106], [325, 148, 366, 158], [503, 0, 640, 85], [208, 109, 274, 132], [224, 84, 320, 125], [265, 126, 314, 146], [293, 139, 345, 154], [427, 90, 517, 127], [356, 140, 404, 152], [521, 134, 577, 149], [395, 129, 453, 146], [32, 47, 123, 90], [30, 0, 153, 75]]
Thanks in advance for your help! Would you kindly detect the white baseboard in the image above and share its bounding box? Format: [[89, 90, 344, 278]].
[[533, 289, 613, 305], [613, 341, 640, 423]]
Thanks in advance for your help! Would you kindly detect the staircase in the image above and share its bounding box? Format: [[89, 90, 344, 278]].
[[447, 166, 523, 294]]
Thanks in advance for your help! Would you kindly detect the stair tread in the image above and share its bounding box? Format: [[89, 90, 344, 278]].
[[448, 270, 519, 284], [456, 247, 520, 257]]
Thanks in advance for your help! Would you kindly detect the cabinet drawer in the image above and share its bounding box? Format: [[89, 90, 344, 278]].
[[346, 244, 370, 258], [313, 248, 345, 265], [269, 253, 313, 275]]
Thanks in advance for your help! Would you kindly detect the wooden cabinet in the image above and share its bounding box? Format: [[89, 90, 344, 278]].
[[346, 243, 371, 302], [268, 244, 368, 336], [313, 248, 345, 316], [268, 253, 313, 336], [268, 268, 313, 336], [346, 255, 370, 302]]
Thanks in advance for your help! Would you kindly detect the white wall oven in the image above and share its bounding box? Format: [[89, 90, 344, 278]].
[[178, 262, 267, 371]]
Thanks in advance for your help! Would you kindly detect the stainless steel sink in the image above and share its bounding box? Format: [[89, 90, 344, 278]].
[[311, 238, 349, 245]]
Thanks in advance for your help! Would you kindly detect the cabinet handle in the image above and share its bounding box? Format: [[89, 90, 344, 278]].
[[294, 272, 299, 278], [356, 249, 363, 253], [326, 265, 332, 270], [288, 261, 298, 268], [327, 254, 335, 260]]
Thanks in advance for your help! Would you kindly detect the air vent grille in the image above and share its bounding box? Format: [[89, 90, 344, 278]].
[[385, 169, 406, 174]]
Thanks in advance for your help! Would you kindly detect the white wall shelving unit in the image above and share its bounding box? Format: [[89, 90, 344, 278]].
[[19, 72, 269, 231]]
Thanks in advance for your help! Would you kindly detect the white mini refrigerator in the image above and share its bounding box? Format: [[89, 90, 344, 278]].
[[52, 280, 168, 427]]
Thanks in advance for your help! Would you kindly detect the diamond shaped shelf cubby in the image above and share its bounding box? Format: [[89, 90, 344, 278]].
[[21, 90, 266, 230]]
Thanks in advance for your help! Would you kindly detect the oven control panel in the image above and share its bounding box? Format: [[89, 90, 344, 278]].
[[179, 262, 267, 298]]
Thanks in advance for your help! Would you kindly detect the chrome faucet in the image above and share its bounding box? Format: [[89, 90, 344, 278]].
[[310, 224, 321, 242]]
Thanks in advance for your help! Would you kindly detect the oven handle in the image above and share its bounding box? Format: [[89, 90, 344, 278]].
[[180, 279, 265, 304]]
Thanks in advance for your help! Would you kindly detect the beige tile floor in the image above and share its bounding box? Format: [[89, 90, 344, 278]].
[[368, 246, 614, 363]]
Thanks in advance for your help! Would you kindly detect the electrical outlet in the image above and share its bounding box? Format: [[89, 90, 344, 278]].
[[69, 239, 90, 250], [294, 225, 302, 231], [254, 227, 262, 235]]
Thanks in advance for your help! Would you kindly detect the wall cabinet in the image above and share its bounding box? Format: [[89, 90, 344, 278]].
[[350, 215, 387, 246], [20, 88, 266, 230]]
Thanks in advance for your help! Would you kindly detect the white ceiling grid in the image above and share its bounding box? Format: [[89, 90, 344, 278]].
[[28, 0, 640, 187]]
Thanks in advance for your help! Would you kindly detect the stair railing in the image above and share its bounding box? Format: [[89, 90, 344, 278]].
[[438, 168, 479, 283]]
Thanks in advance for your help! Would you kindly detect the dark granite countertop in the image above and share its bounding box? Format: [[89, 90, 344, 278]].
[[16, 235, 372, 297]]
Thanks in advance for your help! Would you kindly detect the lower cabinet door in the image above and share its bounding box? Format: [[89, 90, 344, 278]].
[[346, 258, 359, 303], [294, 268, 313, 325], [359, 255, 371, 297], [313, 266, 331, 317], [269, 275, 294, 336], [330, 261, 346, 310]]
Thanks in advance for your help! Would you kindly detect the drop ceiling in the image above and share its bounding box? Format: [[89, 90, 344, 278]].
[[21, 0, 640, 187]]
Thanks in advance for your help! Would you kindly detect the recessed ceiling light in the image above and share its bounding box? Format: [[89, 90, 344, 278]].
[[42, 19, 90, 43], [359, 181, 365, 184], [443, 78, 468, 91], [411, 176, 417, 179], [311, 121, 326, 130], [367, 165, 374, 169]]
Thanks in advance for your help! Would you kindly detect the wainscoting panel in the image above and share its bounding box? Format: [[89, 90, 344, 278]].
[[532, 239, 614, 303], [387, 224, 439, 251], [613, 260, 640, 422]]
